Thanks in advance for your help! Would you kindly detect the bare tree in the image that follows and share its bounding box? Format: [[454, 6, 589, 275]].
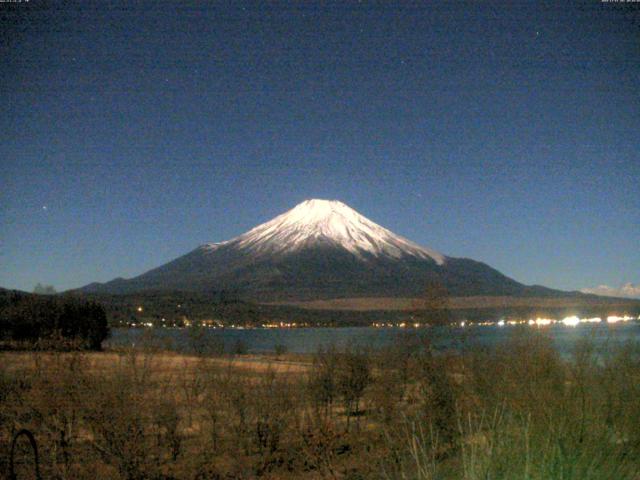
[[411, 280, 450, 326]]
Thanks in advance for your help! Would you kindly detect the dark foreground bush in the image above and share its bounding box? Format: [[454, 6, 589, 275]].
[[0, 292, 109, 350]]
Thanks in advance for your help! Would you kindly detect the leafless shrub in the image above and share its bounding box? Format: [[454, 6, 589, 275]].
[[251, 369, 298, 475], [308, 346, 339, 419], [298, 412, 343, 480], [336, 346, 372, 432], [179, 359, 206, 427], [82, 351, 184, 479]]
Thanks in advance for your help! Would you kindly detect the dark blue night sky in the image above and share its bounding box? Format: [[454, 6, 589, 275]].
[[1, 1, 638, 293]]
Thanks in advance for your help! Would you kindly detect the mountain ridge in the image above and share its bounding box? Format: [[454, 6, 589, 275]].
[[79, 199, 574, 301]]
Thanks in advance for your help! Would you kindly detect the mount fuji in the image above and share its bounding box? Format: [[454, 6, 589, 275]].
[[80, 199, 561, 301]]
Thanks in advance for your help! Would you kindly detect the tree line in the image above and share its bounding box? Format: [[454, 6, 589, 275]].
[[0, 291, 109, 350]]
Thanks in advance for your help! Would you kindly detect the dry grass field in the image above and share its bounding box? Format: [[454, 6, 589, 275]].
[[1, 351, 312, 376], [2, 330, 640, 479]]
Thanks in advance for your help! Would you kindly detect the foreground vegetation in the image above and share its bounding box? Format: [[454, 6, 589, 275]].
[[0, 291, 109, 350], [2, 329, 640, 479]]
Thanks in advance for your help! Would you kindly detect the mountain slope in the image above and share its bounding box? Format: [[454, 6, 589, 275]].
[[80, 199, 566, 300]]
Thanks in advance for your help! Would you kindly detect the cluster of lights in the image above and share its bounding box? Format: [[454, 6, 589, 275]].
[[128, 322, 154, 328], [371, 322, 425, 328], [263, 321, 299, 328], [492, 315, 638, 327], [129, 307, 637, 330], [474, 321, 496, 326], [369, 315, 639, 329], [606, 315, 636, 324]]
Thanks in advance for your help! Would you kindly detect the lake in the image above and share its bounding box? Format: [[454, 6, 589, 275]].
[[106, 321, 640, 357]]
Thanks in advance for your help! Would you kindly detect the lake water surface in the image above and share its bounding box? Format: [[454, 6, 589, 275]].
[[107, 322, 640, 357]]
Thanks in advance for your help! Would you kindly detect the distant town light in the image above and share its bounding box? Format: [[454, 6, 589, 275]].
[[582, 317, 601, 323], [561, 316, 580, 327], [534, 318, 552, 326], [607, 315, 634, 324], [137, 306, 143, 312]]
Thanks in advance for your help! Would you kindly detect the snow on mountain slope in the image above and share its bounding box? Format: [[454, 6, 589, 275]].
[[203, 199, 445, 264]]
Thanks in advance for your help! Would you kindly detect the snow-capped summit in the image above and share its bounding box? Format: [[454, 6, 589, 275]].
[[205, 199, 445, 264]]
